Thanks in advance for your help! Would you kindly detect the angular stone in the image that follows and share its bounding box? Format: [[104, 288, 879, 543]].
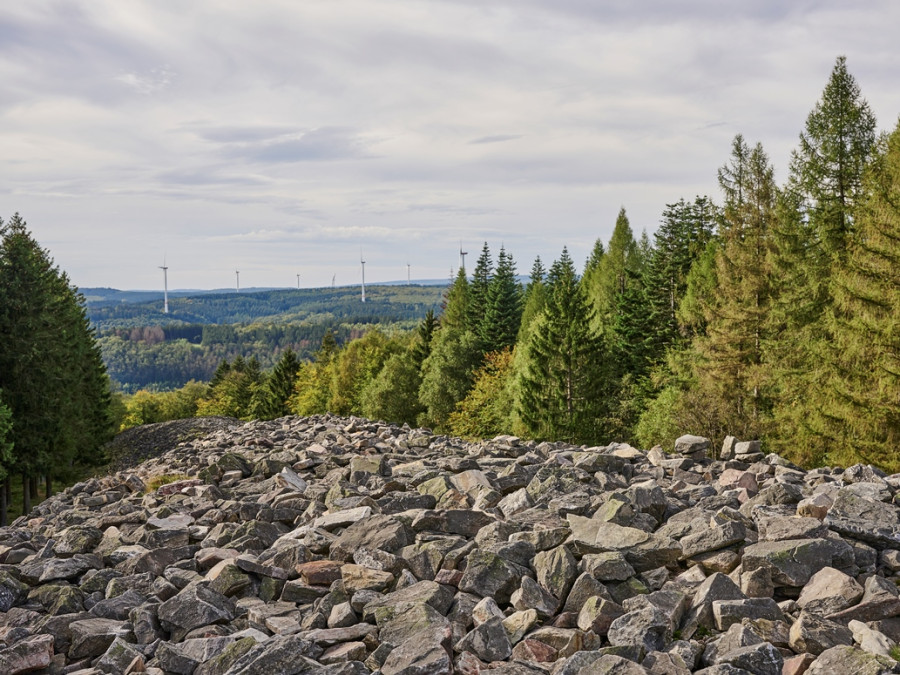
[[216, 634, 323, 674], [582, 552, 635, 582], [741, 538, 834, 587], [789, 612, 854, 655], [680, 522, 746, 559], [577, 595, 624, 635], [329, 515, 409, 561], [674, 435, 710, 457], [805, 645, 898, 675], [716, 641, 783, 675], [0, 634, 54, 675], [797, 567, 864, 616], [511, 576, 559, 618], [829, 574, 900, 623], [712, 598, 784, 631], [458, 548, 523, 604], [533, 544, 577, 600], [158, 584, 235, 633], [608, 605, 673, 653], [341, 564, 394, 593], [69, 617, 131, 659], [455, 616, 513, 662]]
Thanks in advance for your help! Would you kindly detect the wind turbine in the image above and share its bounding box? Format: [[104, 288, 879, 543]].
[[332, 274, 336, 289], [407, 262, 411, 286], [235, 270, 240, 293], [296, 273, 300, 289], [360, 252, 366, 303], [459, 242, 468, 272], [159, 259, 169, 314]]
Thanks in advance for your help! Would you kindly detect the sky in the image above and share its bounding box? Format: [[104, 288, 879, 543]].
[[2, 1, 899, 291]]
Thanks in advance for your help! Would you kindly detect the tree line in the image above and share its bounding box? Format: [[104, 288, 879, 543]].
[[120, 57, 900, 471]]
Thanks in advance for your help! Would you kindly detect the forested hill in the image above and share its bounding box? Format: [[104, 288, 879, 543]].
[[85, 284, 445, 330], [90, 284, 445, 393]]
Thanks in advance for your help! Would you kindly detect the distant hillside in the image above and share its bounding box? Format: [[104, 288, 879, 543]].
[[86, 284, 445, 330], [91, 284, 446, 392]]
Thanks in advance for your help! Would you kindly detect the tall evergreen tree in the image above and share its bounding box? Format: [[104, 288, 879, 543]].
[[691, 136, 777, 439], [767, 56, 878, 461], [644, 197, 718, 360], [480, 246, 522, 353], [517, 248, 604, 443], [254, 348, 301, 419], [0, 214, 113, 512], [584, 207, 640, 336], [821, 122, 900, 469], [467, 243, 493, 332]]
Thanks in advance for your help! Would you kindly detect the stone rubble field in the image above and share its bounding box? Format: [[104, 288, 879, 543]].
[[3, 415, 900, 674]]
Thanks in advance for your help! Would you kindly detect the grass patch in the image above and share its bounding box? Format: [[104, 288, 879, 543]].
[[144, 473, 191, 493]]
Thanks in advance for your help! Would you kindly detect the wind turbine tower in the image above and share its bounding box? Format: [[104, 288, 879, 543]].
[[407, 263, 411, 286], [235, 270, 240, 293], [159, 260, 169, 314], [360, 253, 367, 303], [459, 242, 468, 272], [297, 273, 300, 289]]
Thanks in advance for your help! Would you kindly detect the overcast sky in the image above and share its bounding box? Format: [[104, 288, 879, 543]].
[[2, 1, 898, 290]]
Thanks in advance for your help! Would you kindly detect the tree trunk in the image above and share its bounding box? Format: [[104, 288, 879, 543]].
[[29, 476, 38, 506], [22, 474, 31, 516], [45, 474, 52, 500], [0, 479, 7, 527]]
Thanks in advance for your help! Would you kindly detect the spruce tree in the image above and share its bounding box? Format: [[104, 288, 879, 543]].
[[480, 246, 522, 353], [584, 207, 640, 336], [0, 214, 113, 509], [822, 123, 900, 469], [517, 248, 604, 443], [467, 243, 493, 333], [767, 56, 878, 461], [255, 348, 301, 419], [691, 136, 777, 439]]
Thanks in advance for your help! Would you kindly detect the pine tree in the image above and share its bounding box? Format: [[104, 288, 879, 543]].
[[822, 122, 900, 469], [517, 257, 547, 345], [517, 248, 604, 443], [480, 246, 522, 353]]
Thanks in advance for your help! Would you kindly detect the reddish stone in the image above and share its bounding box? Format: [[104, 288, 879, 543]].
[[295, 559, 344, 586], [511, 639, 558, 663]]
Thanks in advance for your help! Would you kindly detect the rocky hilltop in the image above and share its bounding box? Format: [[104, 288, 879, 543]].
[[3, 416, 900, 674]]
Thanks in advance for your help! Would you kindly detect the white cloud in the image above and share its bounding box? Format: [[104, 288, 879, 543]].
[[1, 1, 899, 289]]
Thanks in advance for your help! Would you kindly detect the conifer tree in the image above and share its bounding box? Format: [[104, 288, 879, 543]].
[[480, 246, 522, 353], [691, 136, 777, 439], [517, 257, 547, 346], [517, 248, 604, 443], [255, 348, 300, 419], [767, 56, 878, 460], [467, 243, 493, 333], [821, 122, 900, 469], [644, 197, 718, 359], [0, 214, 113, 511], [584, 207, 640, 336]]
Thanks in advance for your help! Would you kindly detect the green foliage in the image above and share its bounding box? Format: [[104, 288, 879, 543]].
[[480, 247, 522, 353], [418, 328, 482, 431], [361, 347, 424, 426], [0, 213, 113, 486], [196, 356, 263, 419], [467, 243, 493, 332], [584, 207, 641, 336], [449, 348, 516, 440], [821, 122, 900, 470], [254, 349, 301, 419], [517, 248, 605, 444], [328, 329, 403, 416]]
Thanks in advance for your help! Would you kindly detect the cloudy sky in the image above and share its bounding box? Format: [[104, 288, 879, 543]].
[[2, 1, 898, 290]]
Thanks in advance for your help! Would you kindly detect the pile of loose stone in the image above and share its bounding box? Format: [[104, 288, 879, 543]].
[[3, 416, 900, 674]]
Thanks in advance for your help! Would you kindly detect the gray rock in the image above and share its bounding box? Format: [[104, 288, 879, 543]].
[[805, 645, 898, 675], [789, 611, 854, 655], [455, 616, 512, 661]]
